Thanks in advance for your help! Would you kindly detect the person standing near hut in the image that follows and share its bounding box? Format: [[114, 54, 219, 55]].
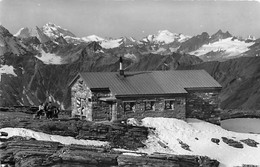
[[34, 103, 44, 119], [46, 102, 53, 119]]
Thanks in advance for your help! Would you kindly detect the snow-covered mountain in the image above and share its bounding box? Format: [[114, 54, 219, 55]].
[[178, 30, 256, 61], [13, 23, 256, 62], [141, 30, 190, 44], [1, 23, 258, 66], [189, 37, 255, 61], [42, 23, 76, 39]]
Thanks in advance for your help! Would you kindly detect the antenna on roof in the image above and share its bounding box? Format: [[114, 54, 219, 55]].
[[119, 56, 124, 76]]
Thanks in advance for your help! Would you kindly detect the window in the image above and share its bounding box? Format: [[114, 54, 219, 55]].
[[124, 102, 135, 112], [165, 100, 174, 110], [145, 101, 155, 111]]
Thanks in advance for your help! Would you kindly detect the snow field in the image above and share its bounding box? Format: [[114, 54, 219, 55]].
[[189, 37, 255, 57], [136, 117, 260, 167]]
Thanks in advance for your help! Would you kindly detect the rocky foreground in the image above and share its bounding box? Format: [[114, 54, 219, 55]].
[[0, 136, 219, 167], [0, 112, 219, 167]]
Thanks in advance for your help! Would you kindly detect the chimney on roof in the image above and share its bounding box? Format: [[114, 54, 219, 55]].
[[119, 56, 124, 76]]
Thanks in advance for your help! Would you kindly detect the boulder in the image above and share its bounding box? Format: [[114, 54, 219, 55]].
[[0, 131, 8, 136], [221, 137, 243, 148], [240, 139, 259, 147], [177, 139, 191, 151], [211, 138, 220, 145]]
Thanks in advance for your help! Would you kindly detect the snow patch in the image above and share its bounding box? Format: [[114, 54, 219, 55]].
[[138, 117, 260, 167], [124, 53, 137, 60], [0, 127, 109, 146], [64, 36, 84, 44], [169, 47, 179, 52], [82, 35, 104, 42], [0, 65, 17, 81], [25, 94, 34, 105], [14, 27, 30, 38], [36, 50, 63, 64], [152, 47, 166, 54], [129, 37, 136, 42], [101, 39, 122, 49]]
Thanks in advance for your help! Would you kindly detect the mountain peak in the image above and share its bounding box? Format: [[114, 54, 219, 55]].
[[210, 29, 232, 42], [0, 25, 13, 37], [158, 30, 174, 35], [14, 27, 31, 38], [42, 22, 76, 39], [141, 29, 190, 44], [45, 22, 58, 27], [216, 29, 223, 34], [247, 35, 256, 41]]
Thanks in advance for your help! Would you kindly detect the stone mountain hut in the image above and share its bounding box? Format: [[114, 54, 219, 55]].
[[69, 58, 222, 123]]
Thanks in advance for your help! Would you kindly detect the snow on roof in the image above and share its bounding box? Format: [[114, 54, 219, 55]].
[[137, 117, 260, 167], [189, 37, 255, 57], [0, 127, 109, 147], [0, 65, 17, 81]]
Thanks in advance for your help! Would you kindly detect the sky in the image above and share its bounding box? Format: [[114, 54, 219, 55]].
[[0, 0, 260, 39]]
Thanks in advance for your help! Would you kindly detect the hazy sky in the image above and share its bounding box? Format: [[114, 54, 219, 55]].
[[0, 0, 260, 39]]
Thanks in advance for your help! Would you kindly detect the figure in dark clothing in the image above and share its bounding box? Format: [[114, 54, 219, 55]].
[[52, 106, 60, 118], [46, 102, 53, 119], [34, 103, 45, 119]]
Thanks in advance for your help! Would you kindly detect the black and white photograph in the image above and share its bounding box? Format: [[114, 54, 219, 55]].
[[0, 0, 260, 166]]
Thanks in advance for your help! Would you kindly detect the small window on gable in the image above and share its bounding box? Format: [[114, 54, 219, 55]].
[[165, 100, 174, 110]]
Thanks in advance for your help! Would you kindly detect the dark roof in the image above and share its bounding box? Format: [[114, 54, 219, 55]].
[[78, 70, 222, 96]]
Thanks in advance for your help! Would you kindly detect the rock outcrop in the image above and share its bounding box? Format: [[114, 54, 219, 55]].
[[0, 117, 149, 150], [0, 137, 220, 167], [221, 137, 244, 148], [240, 139, 259, 147]]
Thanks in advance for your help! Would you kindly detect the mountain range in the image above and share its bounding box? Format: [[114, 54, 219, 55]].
[[0, 23, 259, 110]]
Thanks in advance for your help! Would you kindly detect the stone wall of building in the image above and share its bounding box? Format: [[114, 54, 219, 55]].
[[71, 78, 92, 120], [91, 91, 113, 121], [186, 91, 221, 124], [92, 101, 111, 121], [116, 97, 186, 120]]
